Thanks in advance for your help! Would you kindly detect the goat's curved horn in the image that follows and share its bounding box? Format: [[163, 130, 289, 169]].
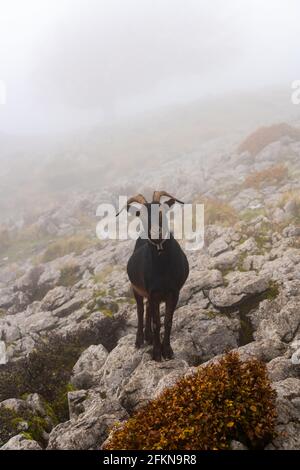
[[152, 191, 184, 204], [116, 194, 147, 217]]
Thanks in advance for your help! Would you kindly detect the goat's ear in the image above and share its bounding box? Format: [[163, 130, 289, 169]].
[[165, 198, 184, 208]]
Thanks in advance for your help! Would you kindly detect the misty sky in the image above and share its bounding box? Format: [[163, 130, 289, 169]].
[[0, 0, 299, 134]]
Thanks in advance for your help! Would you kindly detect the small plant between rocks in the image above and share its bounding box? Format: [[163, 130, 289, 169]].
[[103, 352, 277, 450]]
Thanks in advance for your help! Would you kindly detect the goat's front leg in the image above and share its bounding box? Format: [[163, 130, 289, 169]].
[[144, 300, 153, 344], [133, 289, 144, 348], [162, 291, 179, 359], [151, 299, 162, 362]]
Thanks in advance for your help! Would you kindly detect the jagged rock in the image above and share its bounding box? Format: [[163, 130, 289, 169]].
[[253, 299, 300, 343], [209, 272, 269, 308], [242, 254, 267, 271], [205, 225, 225, 245], [291, 347, 300, 365], [179, 269, 223, 306], [15, 266, 44, 297], [209, 251, 239, 271], [68, 390, 88, 419], [0, 288, 29, 314], [209, 289, 244, 309], [12, 309, 58, 335], [282, 225, 300, 238], [0, 398, 29, 414], [236, 338, 287, 363], [266, 378, 300, 450], [267, 356, 300, 382], [100, 335, 145, 396], [171, 332, 201, 364], [1, 323, 21, 342], [37, 266, 61, 293], [25, 393, 48, 417], [0, 434, 42, 450], [283, 280, 300, 298], [230, 188, 261, 211], [0, 288, 17, 309], [260, 250, 299, 283], [120, 358, 188, 412], [71, 344, 108, 389], [7, 292, 30, 315], [47, 396, 128, 450], [208, 238, 229, 257], [179, 290, 210, 309], [6, 335, 37, 361], [41, 286, 72, 311], [52, 297, 85, 318], [227, 271, 269, 295], [236, 237, 258, 254], [172, 305, 239, 364]]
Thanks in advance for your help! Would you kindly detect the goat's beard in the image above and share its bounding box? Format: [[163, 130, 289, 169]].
[[150, 225, 169, 241]]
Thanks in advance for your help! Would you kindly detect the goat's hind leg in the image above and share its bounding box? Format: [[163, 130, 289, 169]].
[[133, 289, 144, 348]]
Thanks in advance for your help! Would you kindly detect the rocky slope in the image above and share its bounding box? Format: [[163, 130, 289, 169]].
[[0, 123, 300, 450]]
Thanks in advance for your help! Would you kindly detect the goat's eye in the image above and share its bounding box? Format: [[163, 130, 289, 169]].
[[136, 210, 140, 217]]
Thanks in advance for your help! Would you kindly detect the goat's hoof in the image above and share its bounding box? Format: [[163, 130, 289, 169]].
[[162, 344, 174, 360]]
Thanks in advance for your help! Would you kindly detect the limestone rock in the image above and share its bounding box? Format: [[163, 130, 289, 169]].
[[268, 378, 300, 450], [1, 434, 42, 450], [100, 335, 145, 396], [41, 286, 72, 311], [47, 397, 128, 450], [71, 344, 108, 389], [120, 358, 188, 412], [208, 237, 229, 257], [209, 272, 269, 308]]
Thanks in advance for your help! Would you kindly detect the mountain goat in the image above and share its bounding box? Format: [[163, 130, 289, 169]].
[[117, 191, 189, 361]]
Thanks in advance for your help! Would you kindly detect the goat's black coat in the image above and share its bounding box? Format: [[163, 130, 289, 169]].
[[128, 234, 189, 298], [127, 233, 189, 361]]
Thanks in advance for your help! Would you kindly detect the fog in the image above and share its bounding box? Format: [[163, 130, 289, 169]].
[[0, 0, 300, 134]]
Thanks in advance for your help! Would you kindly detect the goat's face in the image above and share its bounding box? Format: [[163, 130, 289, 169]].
[[137, 201, 170, 245], [116, 191, 184, 245]]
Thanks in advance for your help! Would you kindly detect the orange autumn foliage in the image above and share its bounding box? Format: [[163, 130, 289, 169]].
[[103, 352, 277, 450], [243, 164, 288, 190]]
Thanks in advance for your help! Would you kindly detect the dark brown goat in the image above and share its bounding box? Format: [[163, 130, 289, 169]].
[[117, 191, 189, 361]]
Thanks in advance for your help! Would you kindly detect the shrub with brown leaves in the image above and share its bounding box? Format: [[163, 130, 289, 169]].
[[238, 123, 300, 157], [243, 164, 288, 190], [104, 352, 277, 450]]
